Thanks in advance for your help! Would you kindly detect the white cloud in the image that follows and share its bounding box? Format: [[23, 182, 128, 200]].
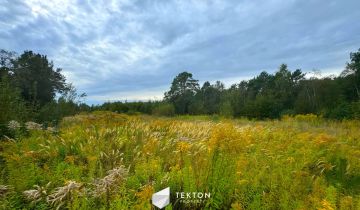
[[90, 88, 166, 102], [1, 0, 359, 103]]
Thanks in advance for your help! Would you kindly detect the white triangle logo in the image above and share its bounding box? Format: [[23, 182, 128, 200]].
[[152, 187, 170, 209]]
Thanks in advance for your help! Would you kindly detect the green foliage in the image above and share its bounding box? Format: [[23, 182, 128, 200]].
[[0, 113, 359, 209], [0, 49, 89, 134], [152, 103, 175, 116], [1, 47, 360, 209], [198, 81, 224, 115], [219, 101, 233, 117], [350, 101, 360, 119], [0, 76, 28, 136], [165, 72, 200, 114], [11, 51, 67, 107], [152, 49, 360, 120], [0, 79, 26, 121]]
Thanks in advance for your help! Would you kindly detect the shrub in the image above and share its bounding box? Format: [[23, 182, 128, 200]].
[[152, 103, 175, 116]]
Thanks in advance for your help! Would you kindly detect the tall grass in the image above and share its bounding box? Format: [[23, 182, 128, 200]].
[[0, 112, 359, 209]]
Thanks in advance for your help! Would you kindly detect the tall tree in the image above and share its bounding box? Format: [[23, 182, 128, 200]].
[[165, 72, 199, 114], [341, 48, 360, 100], [12, 51, 67, 107], [0, 75, 28, 129], [199, 81, 224, 114]]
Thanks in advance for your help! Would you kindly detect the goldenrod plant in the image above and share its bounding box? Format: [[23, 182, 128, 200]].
[[0, 112, 359, 209]]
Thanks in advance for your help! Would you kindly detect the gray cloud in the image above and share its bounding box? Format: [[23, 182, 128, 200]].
[[1, 0, 359, 104]]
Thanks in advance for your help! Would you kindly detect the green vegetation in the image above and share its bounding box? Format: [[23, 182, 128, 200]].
[[98, 49, 360, 120], [0, 50, 89, 136], [1, 49, 360, 135], [0, 113, 359, 209], [0, 48, 360, 209]]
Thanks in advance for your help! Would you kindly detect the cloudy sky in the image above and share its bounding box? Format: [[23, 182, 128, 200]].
[[1, 0, 360, 104]]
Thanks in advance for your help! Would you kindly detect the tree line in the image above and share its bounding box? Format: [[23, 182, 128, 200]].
[[1, 48, 360, 135], [100, 49, 360, 119]]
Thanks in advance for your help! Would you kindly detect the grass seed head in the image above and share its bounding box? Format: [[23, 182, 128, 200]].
[[8, 120, 20, 130], [23, 183, 50, 203], [92, 166, 128, 197], [25, 122, 43, 130], [47, 181, 82, 209], [0, 185, 12, 198]]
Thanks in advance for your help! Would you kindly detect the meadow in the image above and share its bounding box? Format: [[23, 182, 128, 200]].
[[0, 112, 359, 209]]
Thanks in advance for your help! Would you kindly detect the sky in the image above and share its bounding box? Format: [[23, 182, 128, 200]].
[[1, 0, 360, 104]]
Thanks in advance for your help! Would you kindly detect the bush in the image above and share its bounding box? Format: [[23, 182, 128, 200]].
[[324, 103, 351, 119], [219, 101, 233, 117], [350, 101, 360, 119], [152, 103, 175, 116]]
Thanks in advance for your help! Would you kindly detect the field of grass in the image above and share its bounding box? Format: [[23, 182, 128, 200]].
[[0, 112, 359, 209]]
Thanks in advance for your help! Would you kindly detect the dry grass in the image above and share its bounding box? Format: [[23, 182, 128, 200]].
[[0, 112, 359, 209]]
